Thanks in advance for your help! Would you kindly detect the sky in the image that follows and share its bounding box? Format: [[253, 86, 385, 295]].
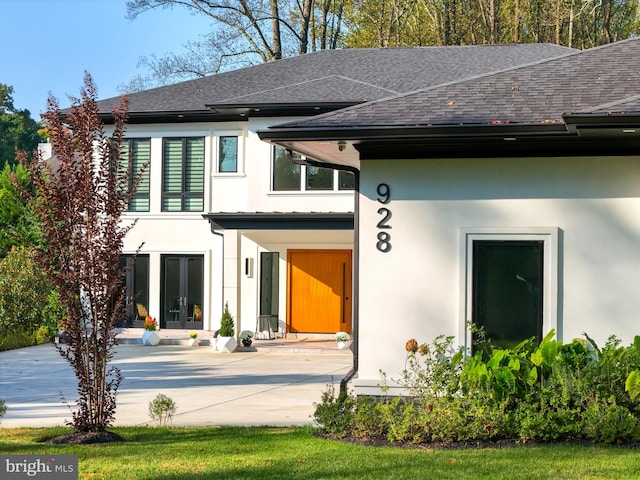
[[3, 0, 212, 119]]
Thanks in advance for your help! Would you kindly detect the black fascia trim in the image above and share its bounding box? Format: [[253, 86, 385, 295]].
[[258, 123, 569, 143], [99, 110, 226, 125], [563, 113, 640, 127], [203, 212, 354, 231], [206, 102, 358, 118], [356, 136, 640, 160], [260, 122, 640, 160]]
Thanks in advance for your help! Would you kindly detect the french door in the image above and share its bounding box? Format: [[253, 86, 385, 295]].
[[119, 255, 149, 328], [161, 255, 204, 329]]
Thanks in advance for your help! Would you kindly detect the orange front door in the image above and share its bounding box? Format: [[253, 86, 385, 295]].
[[287, 250, 352, 333]]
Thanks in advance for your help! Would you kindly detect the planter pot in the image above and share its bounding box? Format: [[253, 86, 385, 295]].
[[142, 330, 160, 346], [337, 341, 347, 349], [210, 337, 217, 351], [217, 336, 237, 353], [189, 338, 198, 347]]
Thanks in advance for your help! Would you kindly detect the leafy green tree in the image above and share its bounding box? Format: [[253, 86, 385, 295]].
[[0, 163, 42, 256], [341, 0, 639, 48], [0, 84, 42, 169], [0, 246, 58, 337]]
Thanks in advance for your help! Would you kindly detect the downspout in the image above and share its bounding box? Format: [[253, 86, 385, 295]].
[[284, 151, 359, 397], [210, 227, 225, 330], [340, 169, 359, 398]]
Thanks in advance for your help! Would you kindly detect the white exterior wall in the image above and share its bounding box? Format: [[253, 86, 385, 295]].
[[356, 155, 640, 394], [119, 119, 354, 333]]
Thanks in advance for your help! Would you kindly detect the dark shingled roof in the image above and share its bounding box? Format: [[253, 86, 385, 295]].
[[280, 38, 640, 129], [97, 43, 574, 118]]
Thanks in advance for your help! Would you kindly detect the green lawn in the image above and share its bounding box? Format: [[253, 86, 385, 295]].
[[1, 426, 639, 480]]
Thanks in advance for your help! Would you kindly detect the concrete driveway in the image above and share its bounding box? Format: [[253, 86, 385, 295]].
[[0, 343, 352, 428]]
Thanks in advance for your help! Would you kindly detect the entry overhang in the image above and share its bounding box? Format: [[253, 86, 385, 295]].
[[204, 212, 354, 231], [258, 120, 640, 168]]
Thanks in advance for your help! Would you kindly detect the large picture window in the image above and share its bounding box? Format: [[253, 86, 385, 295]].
[[162, 137, 205, 212], [473, 241, 543, 350], [461, 228, 559, 351], [272, 146, 354, 192], [119, 138, 150, 212]]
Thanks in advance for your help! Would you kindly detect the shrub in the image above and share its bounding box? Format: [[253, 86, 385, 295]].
[[0, 247, 58, 341], [219, 302, 234, 337], [313, 384, 355, 438], [0, 399, 6, 421], [149, 394, 177, 426], [582, 397, 638, 443], [314, 331, 640, 446]]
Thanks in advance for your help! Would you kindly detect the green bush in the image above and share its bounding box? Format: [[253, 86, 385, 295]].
[[582, 397, 638, 443], [313, 384, 355, 438], [219, 302, 235, 337], [148, 394, 177, 427], [314, 331, 640, 445], [0, 247, 60, 348], [0, 399, 6, 421]]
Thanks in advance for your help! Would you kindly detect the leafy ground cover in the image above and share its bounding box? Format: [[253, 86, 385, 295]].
[[315, 332, 640, 446], [2, 426, 640, 480]]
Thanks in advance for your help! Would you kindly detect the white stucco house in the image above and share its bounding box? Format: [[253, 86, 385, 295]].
[[92, 43, 572, 347], [260, 38, 640, 394]]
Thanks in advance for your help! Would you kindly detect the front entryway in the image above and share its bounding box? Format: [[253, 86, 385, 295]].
[[161, 255, 204, 329], [287, 250, 352, 334]]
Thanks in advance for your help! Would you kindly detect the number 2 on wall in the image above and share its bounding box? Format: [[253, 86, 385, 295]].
[[376, 183, 391, 252]]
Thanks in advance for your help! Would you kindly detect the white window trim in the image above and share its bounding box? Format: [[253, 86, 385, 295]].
[[458, 227, 560, 350], [213, 130, 245, 176], [270, 146, 355, 193]]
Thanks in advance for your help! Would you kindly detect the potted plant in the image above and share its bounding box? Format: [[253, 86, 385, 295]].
[[335, 331, 350, 349], [189, 332, 198, 347], [216, 302, 236, 352], [142, 316, 160, 346], [239, 330, 253, 347]]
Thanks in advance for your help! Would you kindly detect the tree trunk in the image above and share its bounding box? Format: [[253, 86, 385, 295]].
[[513, 0, 520, 43], [270, 0, 282, 59], [299, 0, 313, 54]]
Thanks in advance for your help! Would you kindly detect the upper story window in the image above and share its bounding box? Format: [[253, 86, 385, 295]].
[[218, 136, 238, 173], [272, 146, 355, 192], [162, 137, 205, 212], [119, 138, 151, 212]]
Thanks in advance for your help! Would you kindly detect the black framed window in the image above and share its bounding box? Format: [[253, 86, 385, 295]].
[[162, 137, 205, 212], [119, 138, 150, 212]]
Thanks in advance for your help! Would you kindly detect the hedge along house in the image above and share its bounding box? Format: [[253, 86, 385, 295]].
[[259, 38, 640, 394], [91, 44, 573, 338]]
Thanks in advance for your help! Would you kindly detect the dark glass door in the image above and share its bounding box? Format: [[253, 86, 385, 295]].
[[162, 255, 204, 329], [472, 241, 543, 350], [259, 252, 280, 333], [119, 255, 149, 328]]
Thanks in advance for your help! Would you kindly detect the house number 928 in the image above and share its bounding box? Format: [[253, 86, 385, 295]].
[[376, 183, 392, 252]]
